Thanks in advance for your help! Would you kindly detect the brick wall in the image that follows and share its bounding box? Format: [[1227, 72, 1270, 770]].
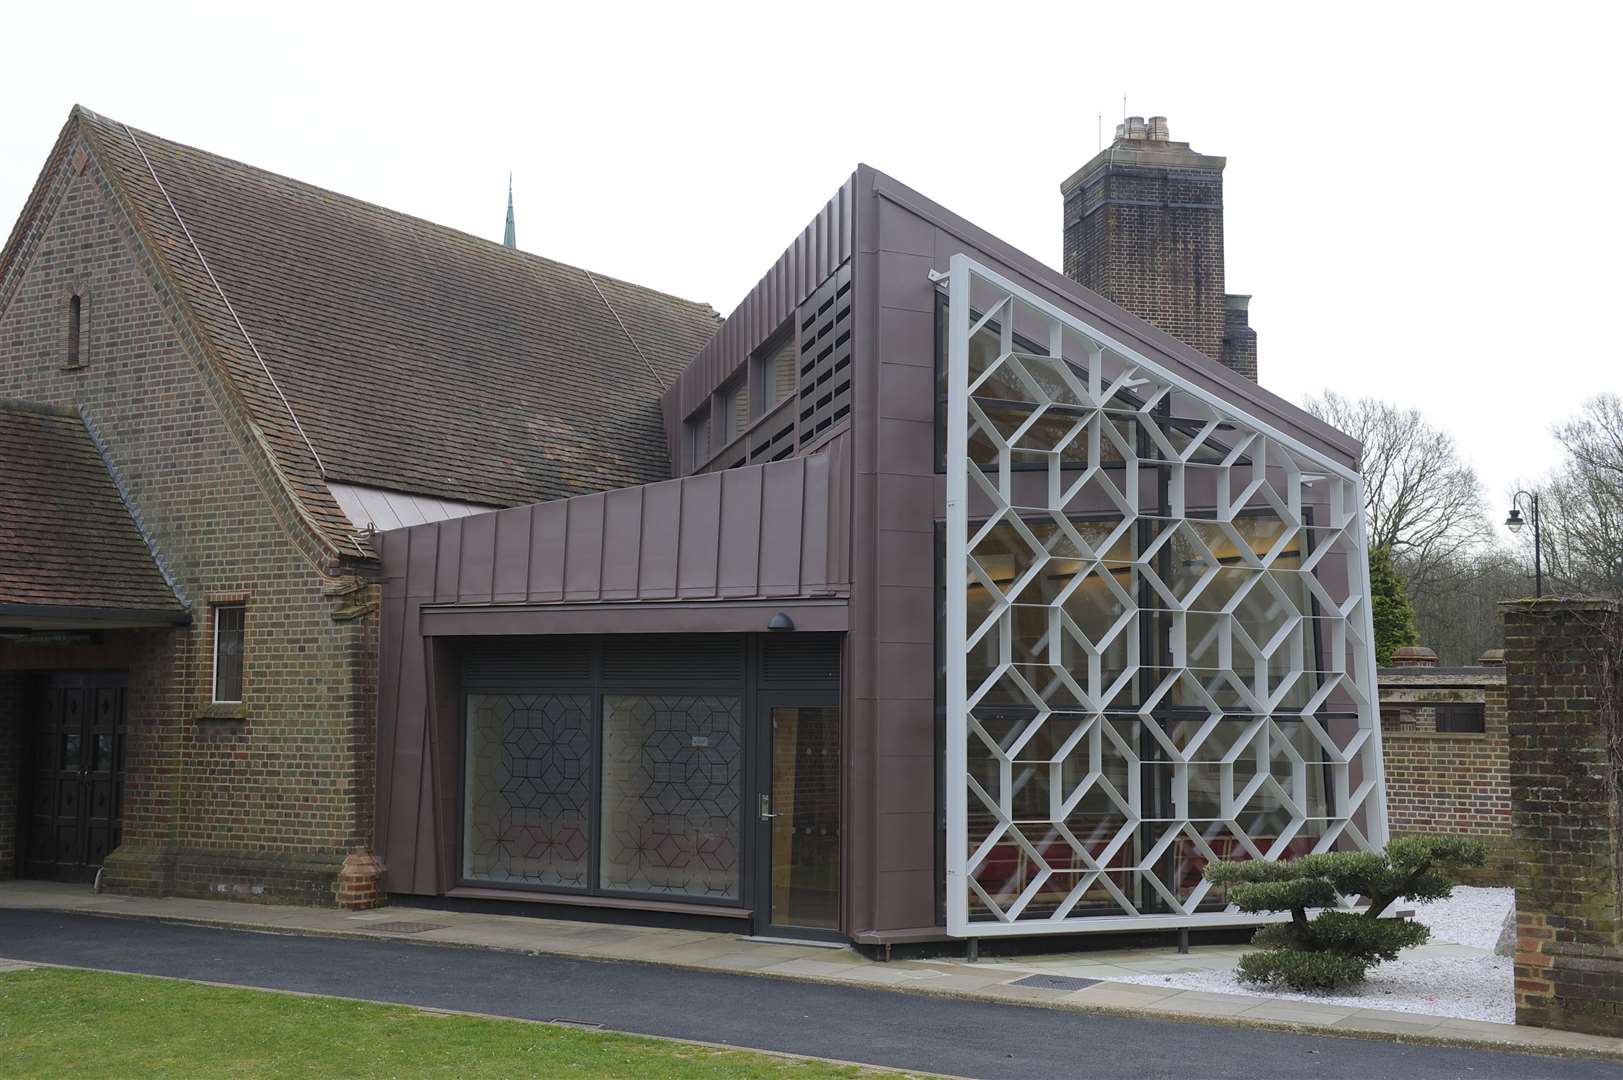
[[1502, 597, 1623, 1036], [1063, 165, 1227, 362], [1059, 122, 1262, 382], [1378, 671, 1513, 883], [0, 132, 380, 905], [1221, 295, 1258, 382]]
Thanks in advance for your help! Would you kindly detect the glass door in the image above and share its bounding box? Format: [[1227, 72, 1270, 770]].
[[754, 695, 841, 937]]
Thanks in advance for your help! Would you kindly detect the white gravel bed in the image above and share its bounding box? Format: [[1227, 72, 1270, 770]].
[[1110, 887, 1516, 1024], [1407, 885, 1513, 950]]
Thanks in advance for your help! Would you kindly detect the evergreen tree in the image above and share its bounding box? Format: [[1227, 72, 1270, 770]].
[[1369, 545, 1419, 665], [1205, 836, 1486, 991]]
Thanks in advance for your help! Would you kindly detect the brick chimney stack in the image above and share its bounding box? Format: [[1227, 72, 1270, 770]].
[[1060, 117, 1259, 380]]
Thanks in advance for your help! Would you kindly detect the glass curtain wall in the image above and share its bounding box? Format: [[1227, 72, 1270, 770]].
[[943, 253, 1385, 935]]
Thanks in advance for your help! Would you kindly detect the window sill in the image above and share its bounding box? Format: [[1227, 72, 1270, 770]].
[[197, 701, 248, 721]]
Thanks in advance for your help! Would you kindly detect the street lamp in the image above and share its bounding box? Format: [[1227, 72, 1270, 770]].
[[1505, 491, 1542, 598]]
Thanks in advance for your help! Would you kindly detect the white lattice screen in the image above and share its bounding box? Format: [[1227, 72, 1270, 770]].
[[942, 254, 1388, 936]]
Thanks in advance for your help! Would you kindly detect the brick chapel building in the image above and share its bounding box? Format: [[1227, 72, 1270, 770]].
[[0, 107, 719, 904], [3, 108, 1400, 948]]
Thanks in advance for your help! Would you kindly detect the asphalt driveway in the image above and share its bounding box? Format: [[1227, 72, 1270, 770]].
[[0, 909, 1610, 1079]]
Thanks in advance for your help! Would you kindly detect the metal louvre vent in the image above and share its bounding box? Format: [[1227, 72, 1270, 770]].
[[463, 638, 595, 687], [599, 634, 746, 685], [761, 634, 841, 685], [796, 262, 853, 449], [748, 410, 797, 464]]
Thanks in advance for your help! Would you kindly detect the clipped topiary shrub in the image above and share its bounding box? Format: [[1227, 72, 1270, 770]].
[[1203, 835, 1486, 992]]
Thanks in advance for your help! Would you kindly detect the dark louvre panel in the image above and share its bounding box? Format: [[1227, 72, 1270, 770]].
[[748, 406, 796, 464], [600, 634, 747, 685], [761, 633, 842, 685], [796, 262, 853, 449], [1435, 702, 1487, 733], [462, 638, 595, 687]]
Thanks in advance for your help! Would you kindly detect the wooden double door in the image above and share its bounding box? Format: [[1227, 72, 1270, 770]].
[[22, 673, 127, 882]]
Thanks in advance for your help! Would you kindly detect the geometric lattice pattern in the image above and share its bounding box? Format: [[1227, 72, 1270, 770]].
[[600, 694, 743, 900], [463, 693, 593, 888], [942, 253, 1388, 936]]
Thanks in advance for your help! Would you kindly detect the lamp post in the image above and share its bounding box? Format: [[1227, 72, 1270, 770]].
[[1505, 491, 1542, 598]]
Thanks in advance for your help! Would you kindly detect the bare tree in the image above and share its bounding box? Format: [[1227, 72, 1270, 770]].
[[1304, 392, 1494, 597], [1408, 549, 1524, 665], [1532, 394, 1623, 596]]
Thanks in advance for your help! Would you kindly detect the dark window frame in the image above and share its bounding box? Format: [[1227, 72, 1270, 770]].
[[67, 294, 82, 367], [211, 603, 246, 704], [1434, 702, 1487, 734], [455, 633, 843, 919], [752, 321, 798, 420]]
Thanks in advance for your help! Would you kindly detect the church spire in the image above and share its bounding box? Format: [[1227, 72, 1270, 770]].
[[503, 173, 516, 248]]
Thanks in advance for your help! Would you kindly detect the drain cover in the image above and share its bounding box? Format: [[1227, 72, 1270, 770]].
[[1010, 974, 1100, 992], [364, 921, 450, 935]]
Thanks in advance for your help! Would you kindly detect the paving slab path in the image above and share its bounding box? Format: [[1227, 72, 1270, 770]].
[[0, 908, 1615, 1080]]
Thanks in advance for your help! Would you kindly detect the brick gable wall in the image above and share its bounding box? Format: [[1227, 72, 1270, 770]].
[[0, 139, 379, 905]]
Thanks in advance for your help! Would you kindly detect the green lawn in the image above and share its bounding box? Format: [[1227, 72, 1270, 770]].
[[0, 967, 893, 1079]]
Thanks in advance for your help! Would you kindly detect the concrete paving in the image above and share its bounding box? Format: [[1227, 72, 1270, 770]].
[[1, 880, 1620, 1068]]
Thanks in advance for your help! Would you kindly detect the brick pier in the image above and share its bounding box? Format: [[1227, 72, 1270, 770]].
[[1503, 597, 1623, 1036]]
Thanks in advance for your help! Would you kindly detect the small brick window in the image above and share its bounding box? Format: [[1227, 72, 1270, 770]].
[[212, 604, 246, 703], [1435, 702, 1485, 733], [67, 294, 82, 366], [67, 295, 82, 367]]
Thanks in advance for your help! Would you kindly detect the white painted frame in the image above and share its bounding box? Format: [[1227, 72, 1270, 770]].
[[943, 253, 1387, 937]]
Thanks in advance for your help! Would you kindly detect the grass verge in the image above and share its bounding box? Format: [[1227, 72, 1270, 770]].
[[0, 967, 899, 1078]]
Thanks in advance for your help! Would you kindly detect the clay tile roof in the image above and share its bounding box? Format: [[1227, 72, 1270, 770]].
[[71, 108, 721, 553], [0, 400, 186, 619]]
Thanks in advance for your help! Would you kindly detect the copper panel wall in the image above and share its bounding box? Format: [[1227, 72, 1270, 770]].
[[376, 445, 851, 894], [662, 174, 857, 468], [843, 166, 1364, 941]]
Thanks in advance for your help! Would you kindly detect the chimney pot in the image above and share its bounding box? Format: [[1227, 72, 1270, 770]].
[[1390, 645, 1439, 668], [1148, 116, 1170, 141], [1124, 116, 1147, 140], [1478, 648, 1506, 667]]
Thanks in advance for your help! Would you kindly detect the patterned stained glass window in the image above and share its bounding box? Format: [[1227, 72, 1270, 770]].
[[463, 693, 594, 888], [600, 694, 743, 899]]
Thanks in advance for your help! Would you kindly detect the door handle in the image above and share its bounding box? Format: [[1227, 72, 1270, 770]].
[[758, 794, 776, 820]]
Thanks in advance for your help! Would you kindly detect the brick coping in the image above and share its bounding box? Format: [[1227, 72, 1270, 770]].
[[0, 882, 1619, 1064]]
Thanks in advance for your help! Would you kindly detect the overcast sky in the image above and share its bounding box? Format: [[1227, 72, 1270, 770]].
[[5, 2, 1617, 519]]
